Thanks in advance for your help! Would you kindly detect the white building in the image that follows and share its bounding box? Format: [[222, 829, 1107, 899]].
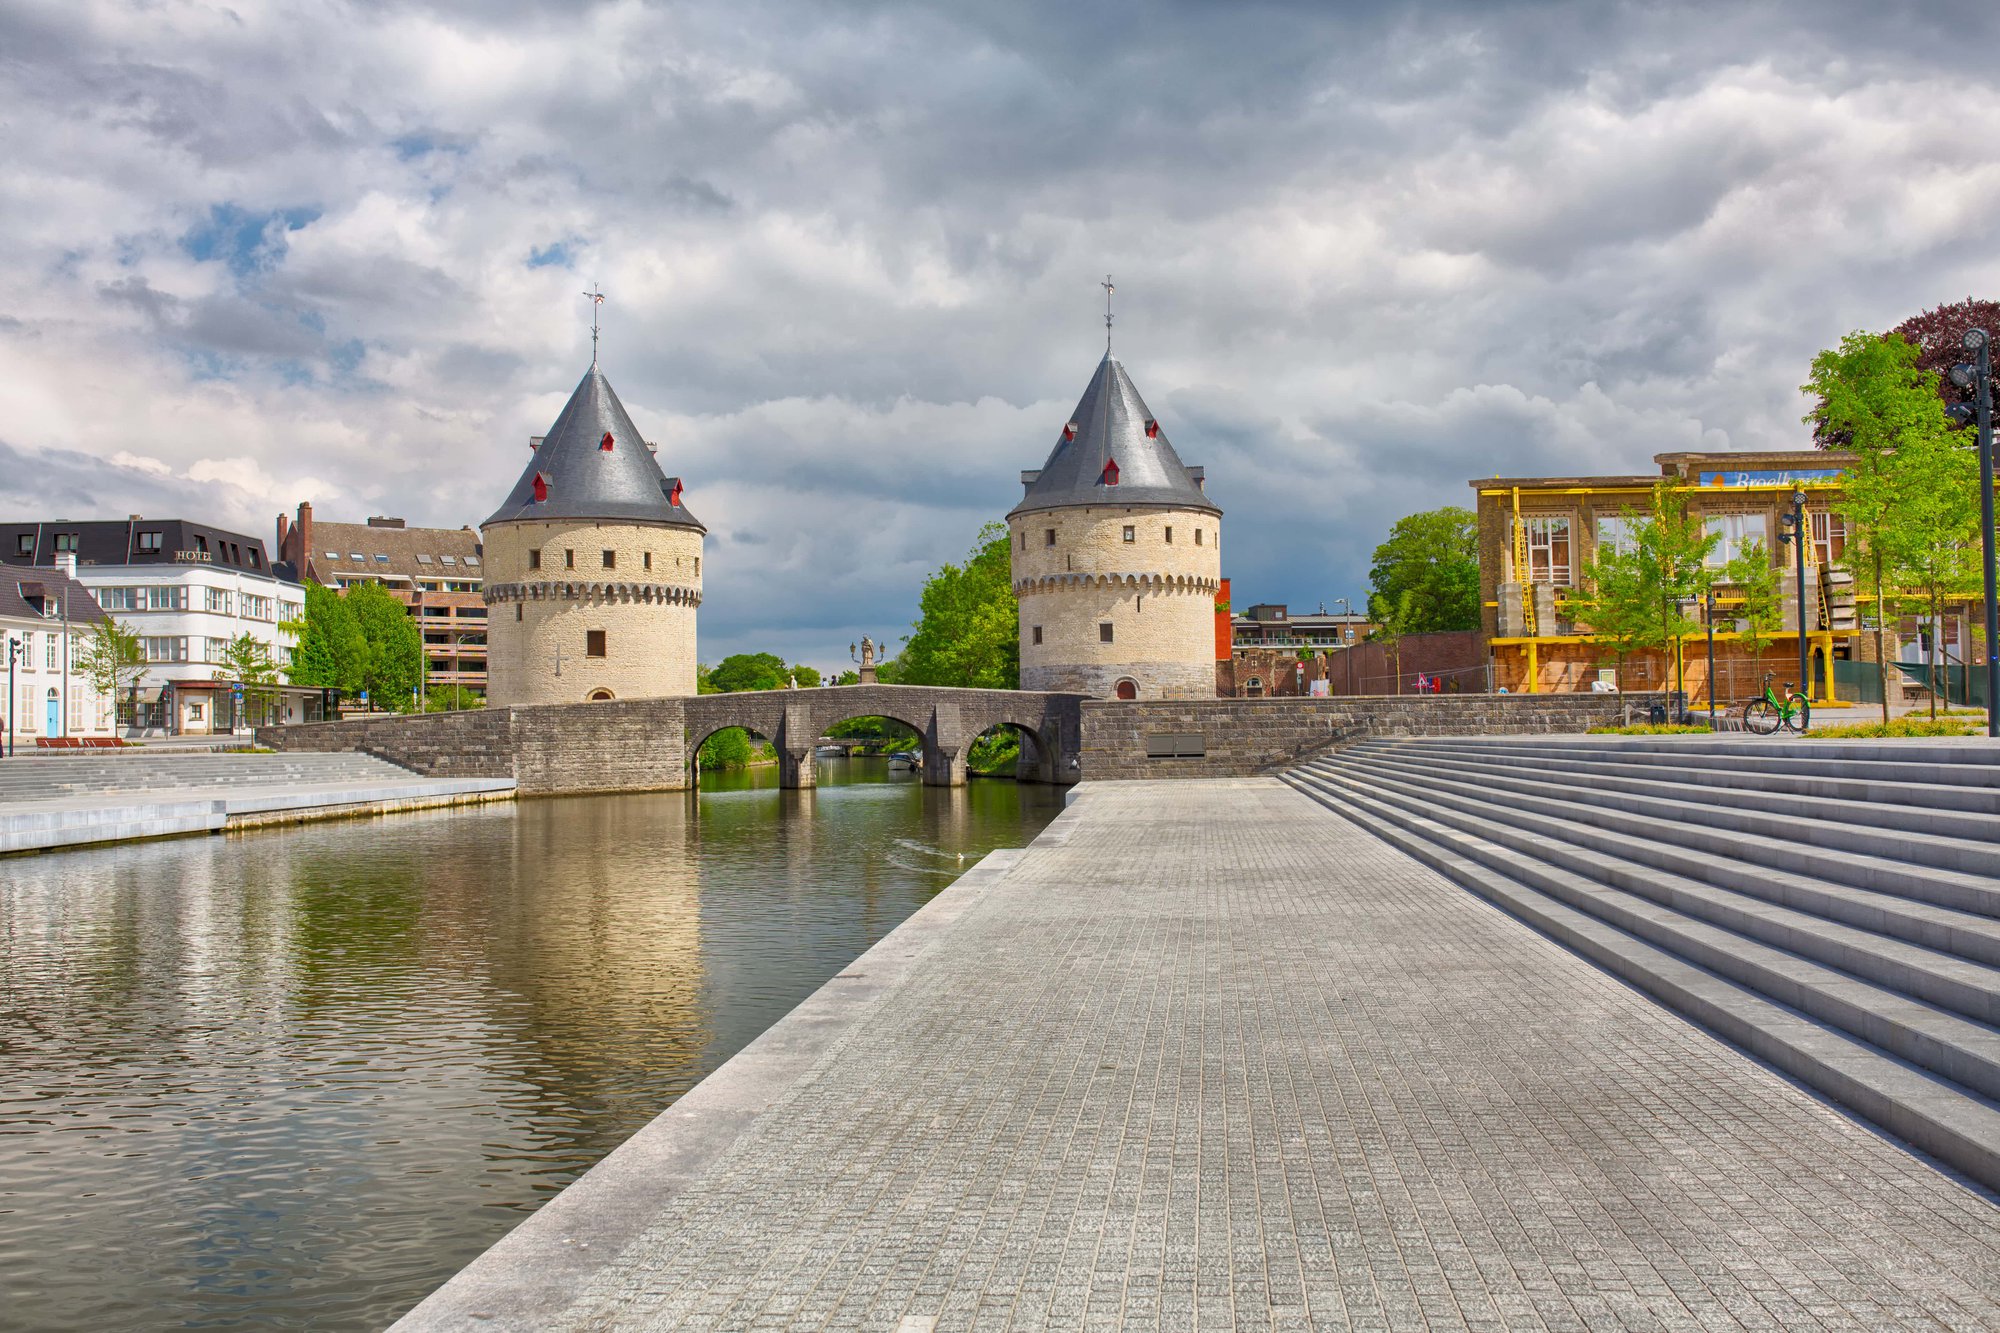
[[1, 563, 117, 746], [1, 519, 310, 735]]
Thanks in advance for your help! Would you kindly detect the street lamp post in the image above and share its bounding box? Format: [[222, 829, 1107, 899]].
[[1779, 488, 1810, 702], [1947, 328, 1998, 738], [1704, 592, 1718, 726], [1334, 598, 1356, 695], [4, 635, 19, 757]]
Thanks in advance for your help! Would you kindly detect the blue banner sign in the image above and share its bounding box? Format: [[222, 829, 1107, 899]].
[[1698, 468, 1845, 487]]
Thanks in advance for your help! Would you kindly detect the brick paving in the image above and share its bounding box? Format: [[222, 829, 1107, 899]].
[[551, 779, 2000, 1331]]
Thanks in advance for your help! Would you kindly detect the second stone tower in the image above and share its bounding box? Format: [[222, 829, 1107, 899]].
[[1011, 353, 1221, 699], [482, 364, 706, 704]]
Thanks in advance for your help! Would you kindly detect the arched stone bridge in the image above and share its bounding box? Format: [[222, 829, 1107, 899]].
[[686, 684, 1084, 787]]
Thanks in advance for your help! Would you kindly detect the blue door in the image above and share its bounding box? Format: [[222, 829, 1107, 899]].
[[45, 693, 60, 737]]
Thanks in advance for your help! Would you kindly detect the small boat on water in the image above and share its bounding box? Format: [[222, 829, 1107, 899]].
[[886, 750, 920, 770], [814, 745, 845, 757]]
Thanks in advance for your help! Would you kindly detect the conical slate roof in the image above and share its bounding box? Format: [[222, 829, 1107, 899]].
[[1009, 355, 1219, 518], [483, 365, 705, 531]]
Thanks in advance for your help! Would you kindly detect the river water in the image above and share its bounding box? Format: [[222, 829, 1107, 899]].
[[0, 759, 1064, 1332]]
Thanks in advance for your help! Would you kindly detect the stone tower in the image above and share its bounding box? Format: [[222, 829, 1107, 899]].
[[482, 365, 705, 704], [1010, 354, 1221, 699]]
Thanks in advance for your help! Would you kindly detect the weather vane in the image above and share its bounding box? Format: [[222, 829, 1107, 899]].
[[583, 284, 605, 364], [1101, 274, 1115, 353]]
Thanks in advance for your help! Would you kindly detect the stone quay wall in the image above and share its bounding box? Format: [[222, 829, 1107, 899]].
[[1079, 692, 1684, 780]]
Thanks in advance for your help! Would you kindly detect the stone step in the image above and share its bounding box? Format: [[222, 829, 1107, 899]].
[[1298, 761, 2000, 1027], [1341, 748, 2000, 883], [1368, 739, 2000, 817], [1367, 736, 2000, 787], [1278, 769, 2000, 1193]]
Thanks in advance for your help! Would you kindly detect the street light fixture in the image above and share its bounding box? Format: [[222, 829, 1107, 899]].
[[1704, 592, 1719, 727], [1946, 327, 1998, 738], [1778, 487, 1810, 705], [4, 635, 19, 757], [1333, 598, 1356, 696]]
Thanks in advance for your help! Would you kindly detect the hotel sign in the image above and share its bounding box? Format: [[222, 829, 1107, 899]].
[[1698, 468, 1845, 488]]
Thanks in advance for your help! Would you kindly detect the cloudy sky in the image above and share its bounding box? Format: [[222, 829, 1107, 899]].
[[4, 0, 1998, 671]]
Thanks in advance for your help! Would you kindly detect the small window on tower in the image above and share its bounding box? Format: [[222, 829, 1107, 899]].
[[1032, 626, 1043, 645], [694, 557, 701, 575], [528, 548, 541, 570], [1195, 529, 1203, 546], [1164, 526, 1174, 544], [1122, 525, 1135, 543], [565, 549, 575, 569], [1018, 530, 1025, 551], [1044, 529, 1056, 547], [602, 549, 616, 569], [586, 630, 606, 658], [643, 552, 652, 571], [516, 605, 523, 621], [1099, 622, 1114, 643]]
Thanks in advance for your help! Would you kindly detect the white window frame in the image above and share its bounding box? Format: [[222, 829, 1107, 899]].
[[1522, 516, 1572, 586], [1594, 515, 1639, 558], [1704, 513, 1768, 568]]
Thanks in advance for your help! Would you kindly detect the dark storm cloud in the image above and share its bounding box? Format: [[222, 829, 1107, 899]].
[[4, 0, 2000, 663]]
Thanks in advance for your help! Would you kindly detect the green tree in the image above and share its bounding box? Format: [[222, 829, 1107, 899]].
[[75, 616, 146, 723], [1805, 330, 1974, 720], [1572, 480, 1725, 706], [214, 633, 281, 727], [285, 582, 367, 695], [422, 685, 485, 712], [345, 580, 425, 710], [897, 523, 1018, 689], [791, 663, 822, 688], [697, 727, 758, 768], [834, 669, 860, 686], [1368, 589, 1415, 693], [708, 652, 791, 693], [1366, 507, 1481, 634]]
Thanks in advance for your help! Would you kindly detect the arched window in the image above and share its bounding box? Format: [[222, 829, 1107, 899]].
[[587, 689, 614, 702], [1246, 677, 1264, 698], [1114, 678, 1138, 700]]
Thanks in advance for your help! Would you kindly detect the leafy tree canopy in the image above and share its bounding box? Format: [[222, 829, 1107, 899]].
[[285, 582, 366, 694], [1808, 299, 1997, 446], [896, 522, 1018, 690], [76, 616, 146, 704], [345, 580, 425, 709], [707, 652, 792, 693], [791, 663, 822, 688], [1366, 507, 1480, 634]]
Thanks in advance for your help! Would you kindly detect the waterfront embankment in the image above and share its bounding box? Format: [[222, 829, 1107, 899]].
[[0, 750, 514, 854], [394, 777, 2000, 1330]]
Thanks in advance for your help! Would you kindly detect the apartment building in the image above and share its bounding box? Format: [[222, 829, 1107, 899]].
[[0, 518, 311, 733], [1, 563, 117, 744], [1470, 451, 1867, 701], [274, 503, 487, 697]]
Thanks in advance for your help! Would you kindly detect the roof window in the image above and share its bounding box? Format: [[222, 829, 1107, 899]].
[[465, 556, 481, 567], [600, 432, 615, 452], [1145, 419, 1159, 439], [349, 551, 364, 561], [1102, 458, 1120, 486], [416, 554, 434, 564], [532, 472, 550, 503], [1062, 422, 1077, 442], [374, 554, 390, 563], [441, 555, 456, 565], [324, 550, 339, 559], [665, 478, 685, 507]]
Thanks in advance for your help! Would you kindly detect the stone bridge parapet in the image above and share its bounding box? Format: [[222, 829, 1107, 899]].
[[259, 685, 1086, 795]]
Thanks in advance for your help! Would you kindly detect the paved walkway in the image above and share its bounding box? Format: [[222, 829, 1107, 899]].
[[404, 779, 2000, 1332]]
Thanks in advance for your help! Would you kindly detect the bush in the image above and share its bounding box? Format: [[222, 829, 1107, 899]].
[[1586, 724, 1713, 735], [1812, 716, 1981, 739]]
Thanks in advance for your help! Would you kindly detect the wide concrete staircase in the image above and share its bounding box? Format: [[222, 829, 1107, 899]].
[[1282, 735, 2000, 1193], [0, 750, 421, 803]]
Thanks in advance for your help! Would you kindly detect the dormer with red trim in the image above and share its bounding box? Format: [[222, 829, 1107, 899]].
[[531, 472, 550, 503], [600, 432, 615, 452], [664, 477, 685, 508], [1102, 457, 1120, 486]]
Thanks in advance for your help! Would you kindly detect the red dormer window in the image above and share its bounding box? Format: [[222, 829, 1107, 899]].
[[531, 472, 550, 503], [601, 432, 615, 452], [666, 478, 685, 507], [1062, 422, 1077, 442], [1144, 419, 1159, 439], [1102, 457, 1120, 486]]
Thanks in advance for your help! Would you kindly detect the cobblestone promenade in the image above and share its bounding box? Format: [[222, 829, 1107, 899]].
[[506, 780, 2000, 1330]]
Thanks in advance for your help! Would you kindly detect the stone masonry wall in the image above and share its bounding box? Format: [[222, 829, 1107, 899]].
[[1011, 505, 1220, 700], [1079, 692, 1683, 780], [258, 707, 518, 779]]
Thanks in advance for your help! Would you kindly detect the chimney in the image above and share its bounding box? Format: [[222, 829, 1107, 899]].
[[276, 512, 290, 553], [297, 502, 314, 580], [55, 552, 77, 578]]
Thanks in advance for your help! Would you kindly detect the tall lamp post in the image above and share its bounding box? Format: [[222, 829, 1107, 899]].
[[4, 635, 19, 757], [1334, 598, 1357, 695], [1778, 487, 1810, 701], [1947, 327, 1998, 738]]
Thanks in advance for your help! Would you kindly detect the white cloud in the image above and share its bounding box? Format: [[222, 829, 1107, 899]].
[[1, 0, 1998, 665]]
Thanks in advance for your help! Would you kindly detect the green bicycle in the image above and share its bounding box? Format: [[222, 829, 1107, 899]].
[[1743, 671, 1810, 735]]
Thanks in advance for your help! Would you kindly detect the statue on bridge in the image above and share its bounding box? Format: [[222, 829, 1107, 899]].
[[852, 636, 879, 685]]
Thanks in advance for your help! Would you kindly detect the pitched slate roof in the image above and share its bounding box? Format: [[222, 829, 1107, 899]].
[[1010, 355, 1219, 519], [0, 566, 107, 624], [483, 365, 705, 531]]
